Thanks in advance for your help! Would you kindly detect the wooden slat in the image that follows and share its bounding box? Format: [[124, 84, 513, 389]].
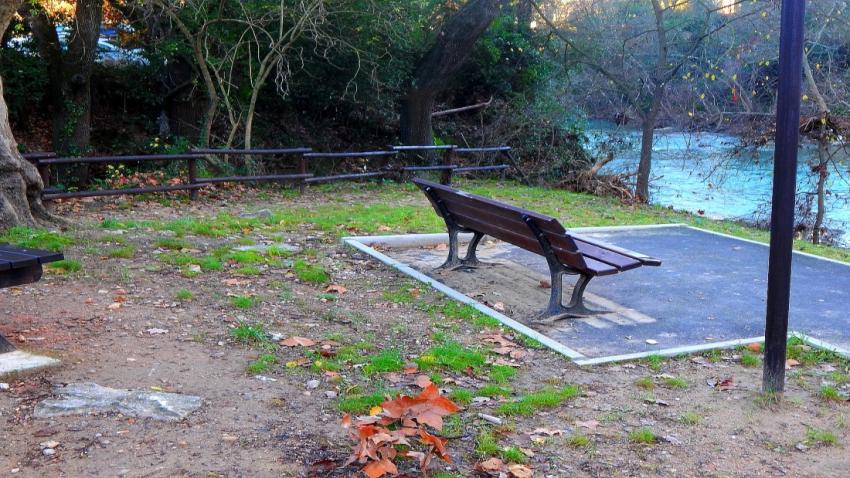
[[453, 165, 510, 173], [190, 148, 311, 155], [0, 250, 40, 269], [571, 233, 662, 266], [304, 171, 387, 183], [43, 183, 206, 200], [571, 239, 643, 271], [0, 245, 64, 264], [304, 151, 397, 159], [196, 174, 312, 184]]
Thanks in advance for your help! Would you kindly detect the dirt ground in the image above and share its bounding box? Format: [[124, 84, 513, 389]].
[[1, 186, 848, 478]]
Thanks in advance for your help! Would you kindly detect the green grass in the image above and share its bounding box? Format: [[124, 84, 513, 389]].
[[46, 259, 82, 273], [644, 354, 664, 372], [635, 377, 655, 390], [338, 391, 389, 414], [175, 289, 194, 300], [383, 286, 418, 304], [629, 427, 657, 444], [474, 431, 500, 456], [477, 384, 512, 398], [818, 385, 843, 402], [292, 260, 329, 284], [500, 446, 527, 464], [362, 349, 404, 375], [196, 256, 223, 271], [235, 266, 262, 276], [0, 227, 74, 251], [661, 376, 689, 389], [786, 337, 848, 366], [449, 388, 473, 405], [230, 295, 257, 309], [804, 427, 838, 447], [490, 364, 517, 384], [679, 412, 701, 426], [224, 250, 265, 265], [107, 246, 136, 258], [416, 341, 486, 372], [231, 323, 267, 344], [155, 238, 190, 250], [496, 385, 580, 416], [247, 354, 278, 374], [741, 351, 761, 368], [566, 433, 591, 448]]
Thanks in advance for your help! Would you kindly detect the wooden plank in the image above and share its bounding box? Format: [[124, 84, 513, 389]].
[[43, 183, 206, 200], [570, 234, 662, 266], [572, 239, 643, 271], [453, 165, 510, 173], [304, 171, 387, 183], [0, 250, 40, 269], [41, 154, 204, 165], [190, 148, 311, 155], [454, 146, 511, 153], [0, 245, 64, 264], [304, 151, 397, 159]]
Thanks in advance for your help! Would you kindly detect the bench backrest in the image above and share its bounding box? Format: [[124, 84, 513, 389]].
[[413, 178, 591, 272]]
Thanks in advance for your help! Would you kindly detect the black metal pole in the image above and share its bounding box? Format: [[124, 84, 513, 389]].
[[763, 0, 806, 394]]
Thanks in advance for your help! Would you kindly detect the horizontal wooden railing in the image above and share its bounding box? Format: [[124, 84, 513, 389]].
[[22, 144, 513, 201]]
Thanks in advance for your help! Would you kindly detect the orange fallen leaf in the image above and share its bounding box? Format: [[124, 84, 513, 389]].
[[786, 359, 800, 369], [107, 302, 122, 310], [362, 457, 397, 478], [414, 375, 433, 389], [508, 463, 533, 478], [747, 342, 762, 353], [280, 336, 315, 347], [325, 284, 348, 294], [478, 457, 504, 472]]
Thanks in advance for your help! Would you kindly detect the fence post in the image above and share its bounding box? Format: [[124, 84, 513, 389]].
[[440, 147, 456, 185], [298, 154, 308, 194], [188, 157, 198, 201]]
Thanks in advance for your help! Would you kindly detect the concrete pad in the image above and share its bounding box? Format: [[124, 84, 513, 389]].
[[0, 350, 60, 376], [346, 225, 850, 363], [34, 382, 202, 421]]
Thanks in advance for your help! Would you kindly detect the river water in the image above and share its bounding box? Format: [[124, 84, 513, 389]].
[[588, 127, 850, 246]]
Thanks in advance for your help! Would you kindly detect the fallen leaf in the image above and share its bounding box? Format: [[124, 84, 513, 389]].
[[414, 375, 433, 389], [527, 427, 564, 436], [325, 284, 348, 294], [786, 359, 800, 369], [369, 406, 383, 416], [747, 342, 762, 353], [492, 302, 506, 312], [280, 336, 316, 347], [362, 457, 397, 478], [508, 463, 533, 478], [107, 302, 122, 310]]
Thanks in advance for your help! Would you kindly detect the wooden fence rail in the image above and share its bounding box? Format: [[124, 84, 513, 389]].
[[22, 144, 513, 201]]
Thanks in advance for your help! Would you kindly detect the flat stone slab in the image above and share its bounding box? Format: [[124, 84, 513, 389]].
[[34, 382, 202, 421], [0, 351, 60, 376], [234, 243, 300, 254]]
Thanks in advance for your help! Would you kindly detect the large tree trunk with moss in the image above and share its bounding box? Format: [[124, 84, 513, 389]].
[[1, 0, 52, 228], [400, 0, 506, 145]]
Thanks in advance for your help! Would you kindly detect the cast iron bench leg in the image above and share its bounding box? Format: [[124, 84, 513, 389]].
[[439, 224, 464, 269], [462, 231, 484, 266], [0, 334, 14, 353]]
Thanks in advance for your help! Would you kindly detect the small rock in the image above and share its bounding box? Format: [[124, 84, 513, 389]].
[[42, 448, 56, 456], [0, 383, 9, 391], [39, 441, 60, 449], [645, 339, 658, 345], [660, 434, 682, 445], [222, 434, 238, 443], [255, 375, 277, 383], [795, 442, 808, 452], [306, 379, 320, 390], [324, 391, 337, 399], [147, 328, 168, 335]]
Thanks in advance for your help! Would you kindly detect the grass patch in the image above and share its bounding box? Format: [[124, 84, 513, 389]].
[[247, 354, 278, 374], [292, 260, 329, 284], [635, 377, 655, 390], [477, 384, 512, 398], [661, 376, 689, 389], [0, 226, 74, 251], [474, 431, 500, 456], [235, 266, 262, 276], [629, 427, 657, 444], [501, 446, 528, 464], [804, 426, 838, 447], [741, 351, 761, 368], [230, 295, 257, 309], [448, 388, 473, 405], [383, 286, 418, 304], [679, 412, 701, 426], [338, 391, 388, 414], [818, 385, 843, 402], [107, 246, 136, 258], [224, 250, 266, 265], [644, 354, 663, 372], [362, 349, 404, 375], [46, 259, 82, 273], [155, 238, 190, 250], [566, 433, 591, 448], [175, 289, 194, 300], [490, 364, 517, 384], [496, 385, 580, 416], [231, 323, 266, 344], [416, 341, 486, 372], [787, 337, 847, 366]]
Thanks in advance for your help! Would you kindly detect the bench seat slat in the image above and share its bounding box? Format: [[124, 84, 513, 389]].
[[0, 245, 64, 264], [572, 239, 643, 271], [570, 234, 662, 266], [0, 250, 40, 268]]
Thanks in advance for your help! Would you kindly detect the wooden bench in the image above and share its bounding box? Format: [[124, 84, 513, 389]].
[[413, 178, 660, 321], [0, 245, 64, 353]]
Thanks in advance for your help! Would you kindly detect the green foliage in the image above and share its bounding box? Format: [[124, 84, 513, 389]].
[[496, 385, 579, 416], [175, 289, 194, 300], [231, 323, 267, 344], [416, 341, 486, 372], [804, 427, 838, 447], [338, 391, 389, 414], [247, 354, 278, 374], [230, 295, 257, 309], [47, 259, 82, 273], [629, 428, 657, 444], [292, 260, 329, 284], [363, 350, 404, 375], [107, 246, 136, 258], [0, 227, 74, 251]]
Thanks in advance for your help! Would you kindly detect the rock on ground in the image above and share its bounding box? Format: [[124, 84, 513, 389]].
[[33, 382, 202, 421]]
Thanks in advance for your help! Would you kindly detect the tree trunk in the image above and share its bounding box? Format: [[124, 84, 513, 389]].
[[802, 54, 830, 245], [400, 0, 506, 145], [61, 0, 103, 158], [635, 115, 655, 201], [0, 0, 52, 228]]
